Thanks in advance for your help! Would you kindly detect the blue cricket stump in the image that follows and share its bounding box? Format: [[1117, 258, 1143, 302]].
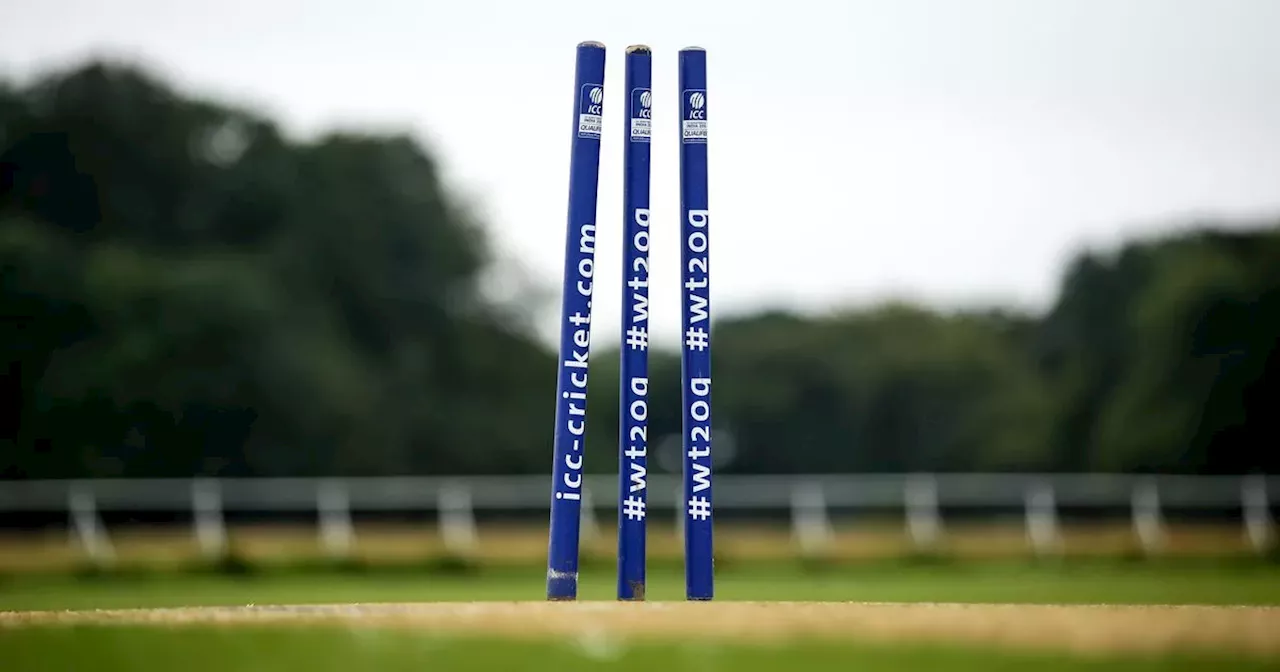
[[617, 44, 653, 601], [678, 46, 714, 601], [546, 40, 607, 601]]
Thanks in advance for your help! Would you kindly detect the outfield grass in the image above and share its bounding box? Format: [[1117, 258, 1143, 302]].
[[3, 624, 1277, 672], [1, 522, 1269, 574], [5, 561, 1278, 670], [3, 561, 1279, 611]]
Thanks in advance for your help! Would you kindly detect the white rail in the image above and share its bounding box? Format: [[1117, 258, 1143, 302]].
[[1, 473, 1274, 564]]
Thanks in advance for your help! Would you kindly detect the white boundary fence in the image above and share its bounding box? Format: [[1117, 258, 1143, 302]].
[[1, 473, 1274, 564]]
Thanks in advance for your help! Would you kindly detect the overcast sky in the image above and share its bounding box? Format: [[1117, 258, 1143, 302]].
[[3, 0, 1279, 344]]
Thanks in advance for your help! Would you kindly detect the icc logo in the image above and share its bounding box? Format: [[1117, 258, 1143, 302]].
[[636, 89, 652, 119], [586, 86, 603, 115], [687, 91, 706, 120]]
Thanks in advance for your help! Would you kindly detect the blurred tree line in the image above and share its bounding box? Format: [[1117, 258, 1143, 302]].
[[2, 61, 1276, 479]]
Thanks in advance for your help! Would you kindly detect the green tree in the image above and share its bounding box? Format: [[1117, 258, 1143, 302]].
[[1, 60, 553, 479], [1040, 226, 1280, 473]]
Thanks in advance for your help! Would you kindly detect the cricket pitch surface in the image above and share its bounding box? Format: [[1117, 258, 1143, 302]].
[[3, 602, 1278, 657]]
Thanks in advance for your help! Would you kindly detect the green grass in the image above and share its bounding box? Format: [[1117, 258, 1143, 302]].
[[3, 625, 1277, 672], [3, 561, 1279, 611], [4, 562, 1278, 670]]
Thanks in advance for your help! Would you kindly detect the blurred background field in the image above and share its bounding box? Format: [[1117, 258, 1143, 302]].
[[1, 520, 1275, 575], [3, 520, 1278, 611], [14, 562, 1280, 611]]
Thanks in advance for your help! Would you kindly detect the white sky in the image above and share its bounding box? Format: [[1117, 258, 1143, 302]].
[[3, 0, 1279, 345]]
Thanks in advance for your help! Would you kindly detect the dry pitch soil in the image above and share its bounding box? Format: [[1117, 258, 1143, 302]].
[[3, 602, 1279, 657]]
